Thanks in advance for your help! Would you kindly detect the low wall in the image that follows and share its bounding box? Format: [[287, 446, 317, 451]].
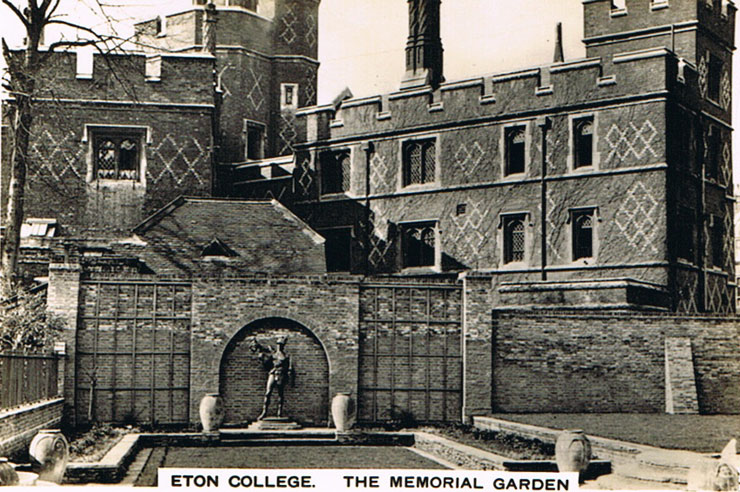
[[491, 310, 740, 413], [0, 398, 64, 458]]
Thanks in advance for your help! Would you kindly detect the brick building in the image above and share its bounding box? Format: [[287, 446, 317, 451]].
[[5, 0, 740, 427]]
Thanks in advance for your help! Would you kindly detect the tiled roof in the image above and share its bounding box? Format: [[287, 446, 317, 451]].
[[124, 196, 326, 276]]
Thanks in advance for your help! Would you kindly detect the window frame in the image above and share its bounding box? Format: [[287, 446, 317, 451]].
[[399, 220, 440, 272], [319, 147, 352, 196], [676, 206, 696, 264], [569, 114, 599, 172], [709, 215, 725, 269], [281, 83, 299, 110], [707, 53, 724, 104], [705, 125, 721, 181], [399, 135, 439, 190], [568, 207, 599, 263], [498, 211, 530, 268], [84, 124, 149, 186], [243, 119, 265, 161], [501, 122, 529, 178]]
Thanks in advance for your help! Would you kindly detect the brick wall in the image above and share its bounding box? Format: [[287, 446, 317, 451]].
[[190, 276, 361, 426], [220, 318, 329, 425], [0, 398, 64, 458], [491, 309, 740, 414]]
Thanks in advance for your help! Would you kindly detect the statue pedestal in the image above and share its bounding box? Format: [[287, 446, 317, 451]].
[[248, 417, 302, 431]]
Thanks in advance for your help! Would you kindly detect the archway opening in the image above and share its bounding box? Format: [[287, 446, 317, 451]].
[[219, 317, 329, 426]]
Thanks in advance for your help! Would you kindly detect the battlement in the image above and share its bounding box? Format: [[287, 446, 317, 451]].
[[29, 50, 215, 106], [298, 47, 705, 143], [584, 0, 735, 62]]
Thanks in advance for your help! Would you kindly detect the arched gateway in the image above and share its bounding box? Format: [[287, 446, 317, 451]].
[[219, 317, 330, 426]]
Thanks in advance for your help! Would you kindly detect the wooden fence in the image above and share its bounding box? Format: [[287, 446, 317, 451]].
[[0, 352, 59, 410]]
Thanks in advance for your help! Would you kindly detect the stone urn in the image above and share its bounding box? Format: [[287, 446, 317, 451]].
[[331, 392, 356, 431], [28, 429, 69, 484], [0, 458, 19, 486], [555, 429, 591, 474], [199, 393, 224, 432], [688, 460, 739, 491]]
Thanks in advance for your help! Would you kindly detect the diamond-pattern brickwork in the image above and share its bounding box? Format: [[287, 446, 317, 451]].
[[28, 130, 84, 183], [605, 120, 658, 166], [150, 134, 207, 187], [615, 181, 660, 255]]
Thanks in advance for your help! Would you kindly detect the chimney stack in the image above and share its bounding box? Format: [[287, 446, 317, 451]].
[[400, 0, 444, 90]]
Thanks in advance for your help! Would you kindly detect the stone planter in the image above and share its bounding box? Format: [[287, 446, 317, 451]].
[[199, 393, 224, 432], [331, 392, 355, 431], [29, 429, 69, 484], [0, 458, 19, 486], [688, 460, 739, 491], [555, 429, 591, 473]]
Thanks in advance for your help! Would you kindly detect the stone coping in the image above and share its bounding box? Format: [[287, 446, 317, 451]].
[[65, 427, 614, 484], [0, 397, 64, 420]]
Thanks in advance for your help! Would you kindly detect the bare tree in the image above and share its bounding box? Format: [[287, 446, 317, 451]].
[[1, 0, 136, 298]]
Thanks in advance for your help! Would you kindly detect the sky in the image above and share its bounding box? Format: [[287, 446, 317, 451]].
[[0, 0, 736, 175]]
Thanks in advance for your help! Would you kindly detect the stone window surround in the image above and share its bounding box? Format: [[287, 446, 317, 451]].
[[281, 83, 299, 110], [83, 124, 150, 187], [397, 133, 441, 191], [318, 147, 352, 197], [706, 52, 724, 106], [398, 219, 441, 273], [497, 211, 532, 269], [676, 206, 696, 265], [568, 112, 600, 174], [708, 214, 725, 270], [243, 119, 266, 161], [567, 206, 600, 265], [500, 120, 531, 180]]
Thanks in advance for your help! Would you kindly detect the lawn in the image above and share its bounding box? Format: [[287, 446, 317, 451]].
[[491, 414, 740, 453], [136, 445, 446, 486]]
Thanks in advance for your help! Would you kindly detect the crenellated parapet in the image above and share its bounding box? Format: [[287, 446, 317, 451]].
[[298, 47, 715, 143], [29, 51, 215, 107]]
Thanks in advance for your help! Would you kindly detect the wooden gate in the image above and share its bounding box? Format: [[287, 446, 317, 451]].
[[76, 280, 192, 425], [358, 282, 462, 423]]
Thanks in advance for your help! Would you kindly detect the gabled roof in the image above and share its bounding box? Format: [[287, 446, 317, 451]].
[[127, 196, 326, 276]]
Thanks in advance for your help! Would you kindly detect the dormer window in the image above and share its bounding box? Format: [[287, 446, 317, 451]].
[[20, 218, 57, 238], [201, 238, 238, 258]]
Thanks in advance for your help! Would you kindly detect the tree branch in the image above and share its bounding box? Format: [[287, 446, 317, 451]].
[[1, 0, 30, 29]]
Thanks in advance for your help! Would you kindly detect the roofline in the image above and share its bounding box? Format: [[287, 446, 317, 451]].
[[269, 199, 325, 246]]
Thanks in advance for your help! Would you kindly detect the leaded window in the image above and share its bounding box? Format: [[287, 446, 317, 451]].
[[706, 127, 721, 179], [573, 117, 594, 169], [503, 216, 526, 264], [712, 219, 724, 268], [708, 54, 723, 103], [94, 133, 141, 180], [677, 207, 695, 262], [401, 222, 436, 268], [505, 126, 526, 176], [320, 150, 351, 194], [572, 209, 595, 260], [402, 138, 436, 186]]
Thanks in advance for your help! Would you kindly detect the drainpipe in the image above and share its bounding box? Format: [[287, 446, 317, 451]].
[[362, 141, 374, 276], [698, 119, 707, 311], [537, 116, 551, 281]]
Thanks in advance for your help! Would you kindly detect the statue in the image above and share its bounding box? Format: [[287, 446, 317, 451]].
[[250, 336, 295, 420]]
